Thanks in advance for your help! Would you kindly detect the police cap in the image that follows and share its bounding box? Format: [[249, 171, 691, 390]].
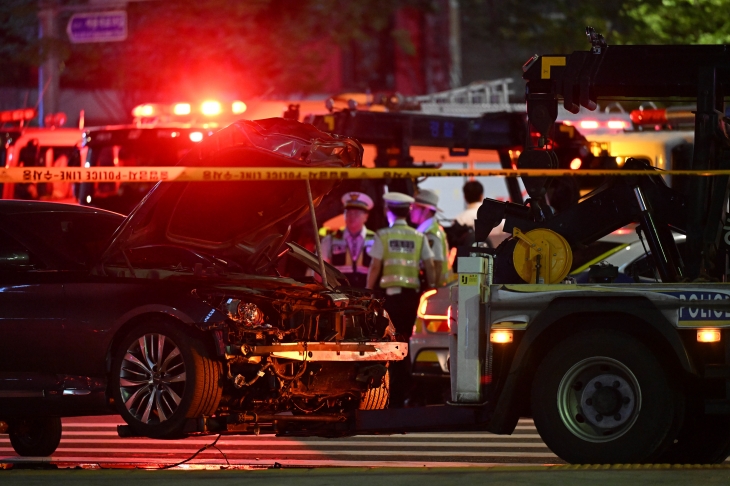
[[342, 191, 374, 211], [383, 192, 414, 208]]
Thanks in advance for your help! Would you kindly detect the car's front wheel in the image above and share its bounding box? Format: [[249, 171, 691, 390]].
[[110, 319, 223, 439], [531, 329, 684, 464], [8, 417, 62, 457]]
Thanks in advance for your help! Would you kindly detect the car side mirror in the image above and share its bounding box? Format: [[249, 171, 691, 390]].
[[0, 250, 31, 268]]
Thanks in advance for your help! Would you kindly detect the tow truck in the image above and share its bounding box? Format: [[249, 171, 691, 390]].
[[335, 31, 730, 466]]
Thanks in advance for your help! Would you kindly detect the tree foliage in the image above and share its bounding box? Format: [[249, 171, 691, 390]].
[[1, 0, 436, 96]]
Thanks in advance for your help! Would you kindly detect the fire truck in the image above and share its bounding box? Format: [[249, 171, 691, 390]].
[[0, 108, 83, 203]]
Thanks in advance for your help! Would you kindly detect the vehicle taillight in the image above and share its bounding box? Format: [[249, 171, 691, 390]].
[[201, 100, 222, 116], [173, 103, 191, 115], [189, 132, 204, 142], [417, 289, 438, 318], [579, 120, 599, 129], [232, 101, 247, 114], [569, 158, 582, 170], [447, 305, 452, 331]]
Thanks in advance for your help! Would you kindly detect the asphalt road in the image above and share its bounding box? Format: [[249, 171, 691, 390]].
[[0, 415, 561, 468]]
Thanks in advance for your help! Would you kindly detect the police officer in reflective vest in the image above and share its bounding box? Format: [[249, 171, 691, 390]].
[[410, 189, 452, 286], [366, 192, 436, 407], [320, 192, 375, 288]]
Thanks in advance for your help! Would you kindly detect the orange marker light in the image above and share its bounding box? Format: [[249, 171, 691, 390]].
[[132, 104, 154, 117], [490, 330, 513, 344], [201, 100, 222, 116], [173, 103, 191, 115], [697, 329, 721, 343], [232, 101, 247, 114], [569, 158, 582, 170]]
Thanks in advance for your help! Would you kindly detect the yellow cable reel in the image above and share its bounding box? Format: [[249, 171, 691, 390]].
[[512, 227, 573, 284]]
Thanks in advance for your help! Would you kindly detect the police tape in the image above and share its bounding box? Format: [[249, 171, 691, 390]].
[[5, 166, 730, 184]]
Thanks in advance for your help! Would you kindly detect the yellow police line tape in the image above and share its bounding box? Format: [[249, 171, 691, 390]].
[[5, 166, 730, 183]]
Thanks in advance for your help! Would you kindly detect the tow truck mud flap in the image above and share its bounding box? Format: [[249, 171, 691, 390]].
[[354, 404, 491, 434]]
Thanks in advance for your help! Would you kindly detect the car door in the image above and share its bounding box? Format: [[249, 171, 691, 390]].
[[0, 226, 66, 394]]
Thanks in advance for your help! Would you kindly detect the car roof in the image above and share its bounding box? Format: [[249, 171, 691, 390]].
[[0, 200, 124, 219]]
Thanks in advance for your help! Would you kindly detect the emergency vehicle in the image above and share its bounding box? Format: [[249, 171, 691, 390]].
[[77, 99, 328, 214], [1, 108, 83, 203]]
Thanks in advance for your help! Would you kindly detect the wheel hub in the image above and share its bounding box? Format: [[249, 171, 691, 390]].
[[580, 374, 635, 428]]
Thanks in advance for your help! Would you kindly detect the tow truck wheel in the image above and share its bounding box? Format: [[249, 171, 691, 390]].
[[8, 417, 62, 457], [658, 401, 730, 463], [110, 320, 223, 439], [531, 329, 683, 464]]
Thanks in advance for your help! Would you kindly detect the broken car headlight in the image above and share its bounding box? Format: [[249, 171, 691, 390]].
[[225, 299, 265, 327]]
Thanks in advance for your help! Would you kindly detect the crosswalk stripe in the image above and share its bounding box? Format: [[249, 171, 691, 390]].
[[1, 456, 551, 468], [50, 431, 543, 439], [0, 447, 558, 457], [0, 439, 548, 448]]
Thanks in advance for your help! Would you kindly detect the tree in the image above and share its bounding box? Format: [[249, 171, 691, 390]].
[[1, 0, 436, 99], [620, 0, 730, 44]]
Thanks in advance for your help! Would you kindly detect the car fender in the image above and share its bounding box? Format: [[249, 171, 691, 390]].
[[486, 295, 694, 435]]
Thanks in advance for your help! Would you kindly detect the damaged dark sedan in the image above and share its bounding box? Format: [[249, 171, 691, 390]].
[[0, 118, 404, 456]]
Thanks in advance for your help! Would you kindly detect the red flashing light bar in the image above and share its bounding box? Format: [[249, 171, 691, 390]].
[[0, 108, 36, 123], [562, 119, 628, 130], [630, 107, 696, 127]]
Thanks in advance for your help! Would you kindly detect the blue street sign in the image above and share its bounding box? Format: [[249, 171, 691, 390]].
[[66, 11, 127, 44]]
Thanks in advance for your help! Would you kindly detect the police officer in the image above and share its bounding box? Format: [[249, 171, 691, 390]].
[[320, 192, 375, 288], [366, 192, 436, 407], [410, 189, 451, 286]]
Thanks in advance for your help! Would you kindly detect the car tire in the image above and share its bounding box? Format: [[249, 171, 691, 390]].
[[8, 417, 62, 457], [531, 329, 684, 464], [359, 370, 390, 410], [110, 320, 223, 439]]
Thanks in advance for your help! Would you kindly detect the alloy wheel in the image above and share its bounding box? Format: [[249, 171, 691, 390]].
[[119, 333, 186, 424]]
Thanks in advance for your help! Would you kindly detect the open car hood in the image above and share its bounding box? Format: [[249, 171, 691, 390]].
[[101, 118, 363, 269]]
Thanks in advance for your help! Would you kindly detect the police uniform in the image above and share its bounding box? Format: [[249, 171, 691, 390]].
[[414, 189, 452, 285], [368, 192, 435, 407], [320, 192, 374, 288]]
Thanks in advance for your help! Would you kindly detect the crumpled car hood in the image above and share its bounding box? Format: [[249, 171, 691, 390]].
[[101, 118, 363, 268]]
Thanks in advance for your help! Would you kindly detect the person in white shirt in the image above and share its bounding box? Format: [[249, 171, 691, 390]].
[[454, 180, 483, 228], [454, 180, 508, 248]]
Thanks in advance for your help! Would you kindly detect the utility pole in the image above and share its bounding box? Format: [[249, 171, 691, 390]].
[[448, 0, 462, 89], [38, 0, 60, 127]]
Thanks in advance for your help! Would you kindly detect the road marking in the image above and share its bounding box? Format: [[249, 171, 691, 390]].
[[0, 456, 555, 468], [0, 447, 558, 457], [0, 439, 548, 448]]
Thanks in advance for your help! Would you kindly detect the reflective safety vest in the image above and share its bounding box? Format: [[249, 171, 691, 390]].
[[423, 218, 452, 284], [378, 225, 425, 290], [327, 228, 375, 288]]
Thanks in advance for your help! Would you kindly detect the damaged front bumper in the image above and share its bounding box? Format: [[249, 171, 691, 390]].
[[244, 342, 408, 361]]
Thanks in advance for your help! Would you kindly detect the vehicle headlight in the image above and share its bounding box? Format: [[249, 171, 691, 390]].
[[225, 299, 265, 327]]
